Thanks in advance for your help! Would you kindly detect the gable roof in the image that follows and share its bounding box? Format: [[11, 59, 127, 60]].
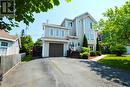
[[74, 12, 97, 23], [61, 18, 73, 26], [61, 12, 97, 25], [0, 30, 18, 41]]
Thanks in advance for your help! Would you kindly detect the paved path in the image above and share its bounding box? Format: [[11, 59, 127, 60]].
[[1, 58, 130, 87], [89, 55, 106, 61]]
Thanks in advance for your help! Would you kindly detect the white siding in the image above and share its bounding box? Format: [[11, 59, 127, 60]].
[[0, 40, 19, 56], [64, 43, 69, 56], [42, 41, 49, 57], [44, 26, 69, 39]]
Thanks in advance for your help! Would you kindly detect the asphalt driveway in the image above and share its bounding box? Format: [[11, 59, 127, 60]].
[[1, 57, 130, 87]]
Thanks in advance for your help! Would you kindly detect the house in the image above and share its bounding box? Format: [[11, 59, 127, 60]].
[[0, 30, 20, 56], [42, 12, 97, 57]]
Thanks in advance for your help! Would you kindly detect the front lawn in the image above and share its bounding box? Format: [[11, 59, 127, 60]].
[[98, 54, 130, 71]]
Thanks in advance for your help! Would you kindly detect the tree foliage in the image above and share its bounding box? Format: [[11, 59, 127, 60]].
[[0, 0, 71, 31], [20, 35, 34, 55], [83, 35, 88, 47], [98, 1, 130, 46], [110, 44, 127, 56], [34, 38, 42, 46]]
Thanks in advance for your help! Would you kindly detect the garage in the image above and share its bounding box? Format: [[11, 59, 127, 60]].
[[49, 43, 64, 57]]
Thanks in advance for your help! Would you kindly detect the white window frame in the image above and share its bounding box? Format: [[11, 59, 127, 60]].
[[56, 29, 59, 36], [90, 22, 92, 29], [50, 29, 53, 36], [62, 31, 64, 37], [0, 41, 8, 47]]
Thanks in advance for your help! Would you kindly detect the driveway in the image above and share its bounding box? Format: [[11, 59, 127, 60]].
[[1, 58, 130, 87]]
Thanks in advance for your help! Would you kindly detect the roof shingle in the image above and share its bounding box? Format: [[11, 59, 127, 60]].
[[0, 30, 18, 41]]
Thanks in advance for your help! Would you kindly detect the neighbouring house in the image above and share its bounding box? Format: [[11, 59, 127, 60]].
[[0, 30, 20, 56], [126, 46, 130, 54], [42, 12, 97, 57]]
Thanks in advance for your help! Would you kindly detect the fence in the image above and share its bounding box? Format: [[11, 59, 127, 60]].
[[0, 53, 26, 79]]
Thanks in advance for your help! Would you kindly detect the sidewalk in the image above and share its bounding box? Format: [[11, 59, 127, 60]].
[[89, 55, 106, 61]]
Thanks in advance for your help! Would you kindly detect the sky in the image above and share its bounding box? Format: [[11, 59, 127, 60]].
[[10, 0, 127, 42]]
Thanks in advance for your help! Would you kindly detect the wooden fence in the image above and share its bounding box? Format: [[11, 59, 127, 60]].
[[0, 53, 26, 80]]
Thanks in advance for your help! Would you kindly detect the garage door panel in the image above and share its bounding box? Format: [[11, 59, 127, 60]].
[[49, 43, 63, 57]]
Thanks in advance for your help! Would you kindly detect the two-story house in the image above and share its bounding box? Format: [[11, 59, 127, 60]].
[[42, 12, 97, 57]]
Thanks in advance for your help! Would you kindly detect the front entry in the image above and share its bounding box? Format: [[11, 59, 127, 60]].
[[49, 43, 63, 57]]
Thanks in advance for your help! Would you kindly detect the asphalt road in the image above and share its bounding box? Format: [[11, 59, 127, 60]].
[[1, 58, 130, 87]]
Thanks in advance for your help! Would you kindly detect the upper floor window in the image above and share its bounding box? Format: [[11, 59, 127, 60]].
[[1, 42, 8, 47], [56, 29, 59, 36], [68, 22, 72, 28], [90, 22, 92, 29], [70, 22, 72, 27], [90, 34, 94, 40], [62, 31, 64, 37], [50, 29, 53, 36]]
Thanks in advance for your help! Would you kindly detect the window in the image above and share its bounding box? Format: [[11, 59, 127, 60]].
[[90, 34, 94, 40], [89, 45, 93, 51], [62, 31, 64, 37], [70, 22, 72, 27], [90, 22, 92, 29], [69, 42, 74, 48], [50, 29, 53, 36], [75, 43, 77, 47], [56, 29, 59, 36], [1, 42, 8, 47], [71, 42, 74, 47], [68, 22, 72, 28], [78, 42, 80, 46]]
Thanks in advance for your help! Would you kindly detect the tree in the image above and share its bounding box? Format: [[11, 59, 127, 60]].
[[98, 1, 130, 46], [20, 35, 34, 55], [96, 38, 100, 51], [83, 35, 88, 47], [0, 0, 71, 31], [110, 44, 127, 56], [21, 29, 25, 37], [34, 38, 42, 46]]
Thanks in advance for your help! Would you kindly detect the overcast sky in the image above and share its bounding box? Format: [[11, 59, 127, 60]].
[[10, 0, 127, 42]]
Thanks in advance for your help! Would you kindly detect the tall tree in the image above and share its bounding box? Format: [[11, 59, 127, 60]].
[[21, 29, 25, 37], [83, 35, 88, 47], [0, 0, 71, 31], [98, 1, 130, 46]]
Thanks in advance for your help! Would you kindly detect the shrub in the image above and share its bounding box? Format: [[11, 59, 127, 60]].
[[21, 55, 32, 62], [110, 44, 127, 56], [83, 35, 88, 47], [82, 47, 90, 53], [82, 52, 89, 59], [90, 51, 96, 56], [96, 51, 101, 56]]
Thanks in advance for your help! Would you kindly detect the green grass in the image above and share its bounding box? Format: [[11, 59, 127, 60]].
[[21, 55, 33, 62], [98, 54, 130, 71]]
